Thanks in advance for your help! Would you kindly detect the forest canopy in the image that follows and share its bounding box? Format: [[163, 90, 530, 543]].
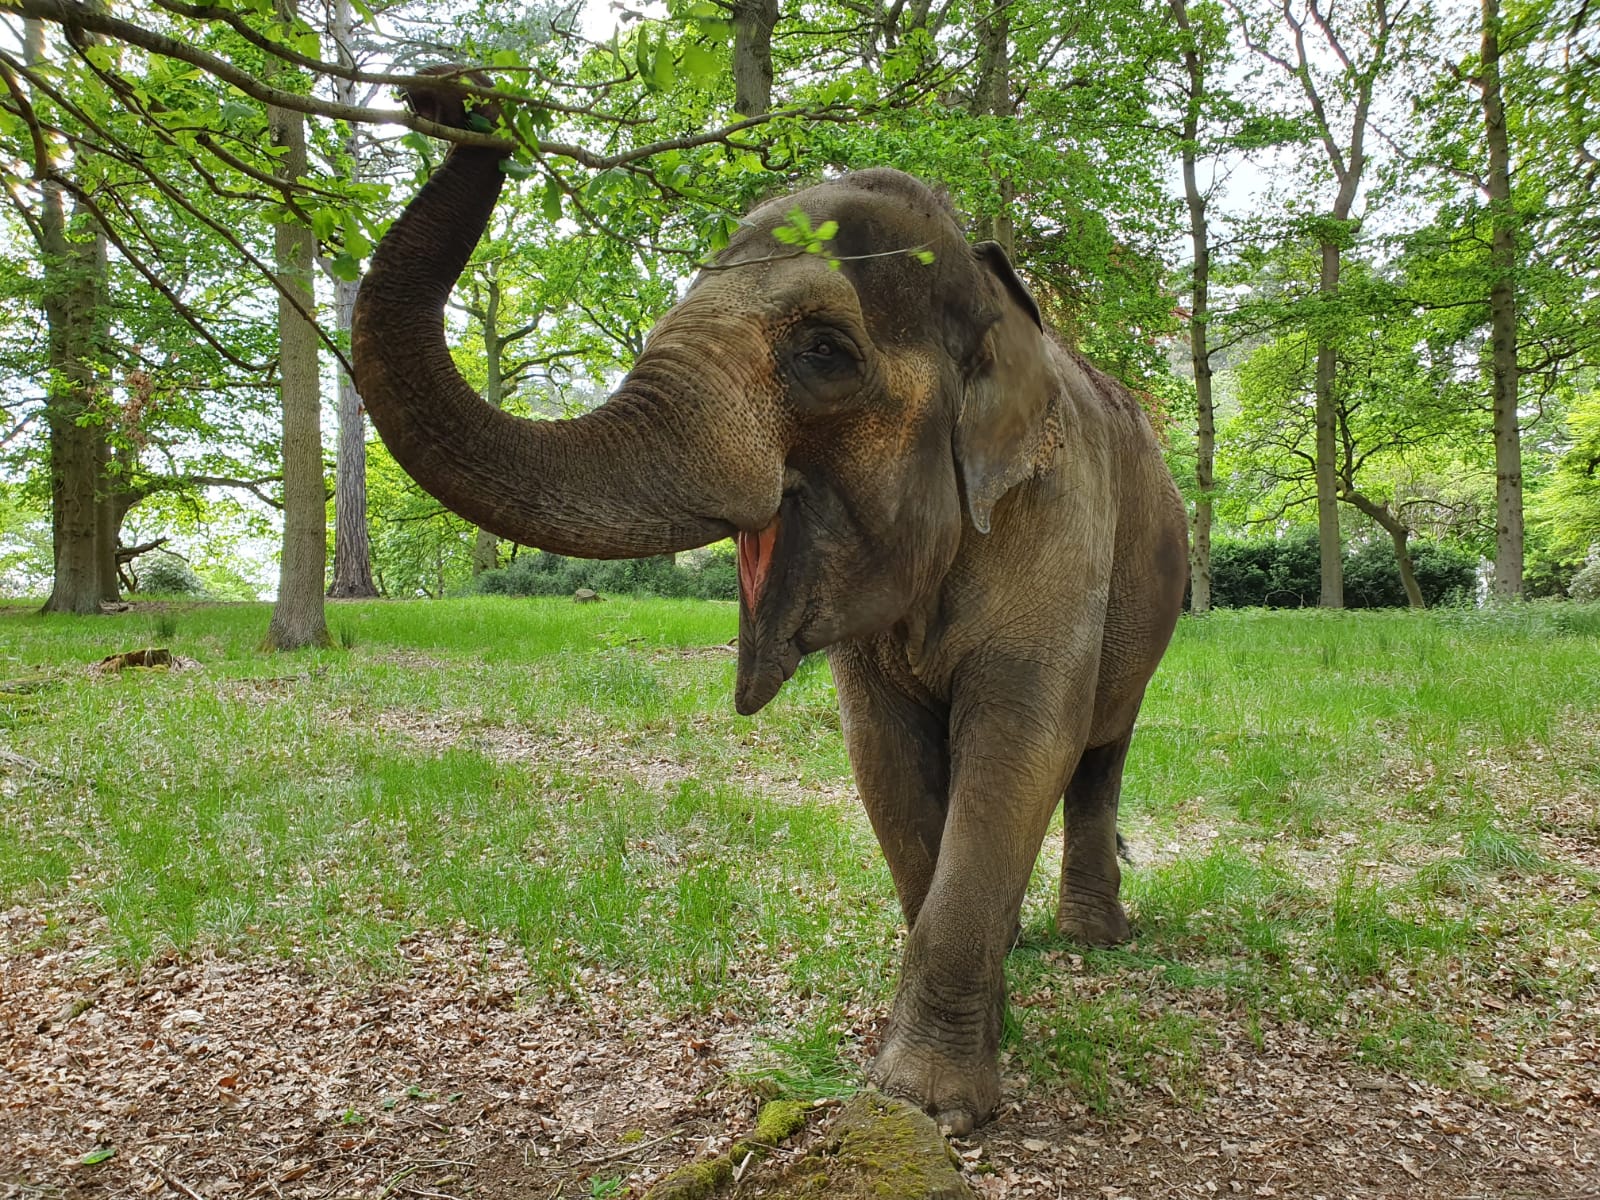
[[2, 0, 1597, 632]]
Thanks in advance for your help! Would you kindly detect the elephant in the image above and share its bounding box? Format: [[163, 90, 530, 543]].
[[352, 73, 1189, 1135]]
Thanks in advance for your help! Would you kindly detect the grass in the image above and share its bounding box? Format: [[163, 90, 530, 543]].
[[1, 598, 1597, 1112]]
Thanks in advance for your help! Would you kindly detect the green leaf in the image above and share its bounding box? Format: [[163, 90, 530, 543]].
[[687, 0, 721, 16], [543, 179, 563, 222], [466, 112, 496, 134], [328, 252, 361, 282], [80, 1148, 115, 1166], [681, 43, 719, 82], [771, 226, 802, 245], [491, 49, 521, 68], [651, 47, 677, 91], [814, 220, 838, 242], [912, 249, 936, 264], [500, 159, 536, 179]]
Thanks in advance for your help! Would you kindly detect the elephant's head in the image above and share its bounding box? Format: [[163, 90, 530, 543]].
[[353, 76, 1056, 714]]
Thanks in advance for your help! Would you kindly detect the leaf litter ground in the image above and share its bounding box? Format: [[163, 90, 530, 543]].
[[4, 910, 1596, 1199]]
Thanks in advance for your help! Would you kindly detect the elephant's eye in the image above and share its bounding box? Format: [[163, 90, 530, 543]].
[[785, 325, 863, 411]]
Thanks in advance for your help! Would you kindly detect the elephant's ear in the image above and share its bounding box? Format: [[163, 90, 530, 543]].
[[953, 241, 1055, 534]]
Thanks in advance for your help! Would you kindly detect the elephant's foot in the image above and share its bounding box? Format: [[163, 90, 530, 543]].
[[1056, 892, 1130, 946], [869, 1026, 1000, 1136]]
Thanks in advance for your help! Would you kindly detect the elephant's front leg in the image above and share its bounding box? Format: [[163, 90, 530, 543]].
[[870, 681, 1083, 1134], [830, 643, 950, 929]]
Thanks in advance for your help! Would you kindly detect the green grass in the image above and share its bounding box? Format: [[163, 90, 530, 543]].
[[1, 598, 1597, 1110]]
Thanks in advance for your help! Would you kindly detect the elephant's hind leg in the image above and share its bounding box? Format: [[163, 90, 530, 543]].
[[1057, 729, 1133, 945]]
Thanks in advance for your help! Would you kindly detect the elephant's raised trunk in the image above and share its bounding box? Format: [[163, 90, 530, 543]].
[[353, 131, 781, 559]]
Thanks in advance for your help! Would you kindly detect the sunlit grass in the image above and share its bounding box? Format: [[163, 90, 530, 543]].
[[1, 598, 1596, 1109]]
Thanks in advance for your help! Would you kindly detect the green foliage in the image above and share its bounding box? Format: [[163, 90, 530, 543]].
[[474, 545, 738, 601], [1208, 528, 1322, 608], [1530, 393, 1600, 561], [134, 553, 208, 597], [1341, 540, 1478, 609], [1569, 547, 1600, 603], [1207, 530, 1476, 609], [770, 209, 842, 268]]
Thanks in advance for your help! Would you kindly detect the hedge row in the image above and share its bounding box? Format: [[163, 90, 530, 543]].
[[477, 531, 1477, 611], [1204, 530, 1477, 609], [474, 545, 739, 601]]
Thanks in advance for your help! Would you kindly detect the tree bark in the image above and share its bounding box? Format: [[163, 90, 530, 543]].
[[1170, 0, 1213, 615], [325, 0, 377, 599], [263, 0, 331, 650], [1344, 491, 1425, 608], [471, 268, 508, 577], [731, 0, 778, 117], [328, 274, 378, 596], [28, 20, 111, 615], [1314, 243, 1344, 608], [95, 438, 120, 601], [968, 0, 1014, 256], [40, 190, 110, 617], [1482, 0, 1523, 599]]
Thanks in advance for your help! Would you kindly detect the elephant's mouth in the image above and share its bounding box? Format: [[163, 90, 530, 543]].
[[734, 509, 805, 715]]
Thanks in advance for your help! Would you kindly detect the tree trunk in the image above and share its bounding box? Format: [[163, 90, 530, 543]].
[[1170, 0, 1212, 615], [731, 0, 778, 117], [969, 0, 1014, 257], [1314, 242, 1344, 609], [1482, 0, 1523, 599], [30, 19, 110, 616], [1344, 491, 1425, 609], [328, 275, 378, 596], [471, 269, 508, 577], [325, 0, 377, 599], [96, 439, 120, 601], [41, 200, 110, 616], [263, 3, 331, 650], [1390, 527, 1425, 609]]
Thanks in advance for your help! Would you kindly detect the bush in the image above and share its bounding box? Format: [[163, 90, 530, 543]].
[[1343, 538, 1477, 609], [135, 552, 206, 596], [473, 544, 739, 602], [1569, 546, 1600, 603], [1206, 531, 1475, 609], [1210, 527, 1321, 609]]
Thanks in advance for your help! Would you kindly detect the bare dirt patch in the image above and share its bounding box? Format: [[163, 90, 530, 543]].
[[4, 907, 1595, 1200]]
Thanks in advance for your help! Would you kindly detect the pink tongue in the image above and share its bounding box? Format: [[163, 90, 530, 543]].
[[737, 522, 779, 606]]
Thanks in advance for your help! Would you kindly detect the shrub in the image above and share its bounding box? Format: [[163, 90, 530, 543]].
[[1210, 527, 1321, 609], [1569, 546, 1600, 603], [1343, 539, 1477, 609], [135, 552, 206, 596], [1206, 530, 1475, 609], [473, 545, 739, 602]]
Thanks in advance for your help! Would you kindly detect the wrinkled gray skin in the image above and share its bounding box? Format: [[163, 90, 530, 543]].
[[353, 76, 1188, 1135]]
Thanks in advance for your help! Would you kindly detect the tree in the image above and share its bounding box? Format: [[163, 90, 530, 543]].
[[323, 0, 378, 599], [262, 0, 330, 650], [1167, 0, 1219, 613], [1477, 0, 1524, 597], [12, 19, 115, 613], [1240, 0, 1417, 607], [1222, 263, 1482, 606]]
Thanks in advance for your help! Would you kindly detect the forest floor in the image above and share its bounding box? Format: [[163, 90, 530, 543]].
[[1, 599, 1598, 1199]]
